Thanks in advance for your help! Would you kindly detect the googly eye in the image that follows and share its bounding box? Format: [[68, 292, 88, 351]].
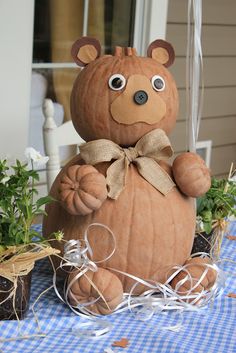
[[151, 75, 165, 92], [108, 74, 126, 91]]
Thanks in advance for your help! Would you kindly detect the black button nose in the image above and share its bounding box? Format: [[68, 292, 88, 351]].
[[133, 90, 148, 105]]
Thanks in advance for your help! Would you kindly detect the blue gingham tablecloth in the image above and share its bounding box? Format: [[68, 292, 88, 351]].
[[0, 222, 236, 353]]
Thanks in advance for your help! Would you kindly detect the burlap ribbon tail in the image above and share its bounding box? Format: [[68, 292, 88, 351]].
[[79, 128, 175, 199]]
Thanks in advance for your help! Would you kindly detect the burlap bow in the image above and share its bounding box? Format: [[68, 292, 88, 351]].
[[79, 128, 175, 199]]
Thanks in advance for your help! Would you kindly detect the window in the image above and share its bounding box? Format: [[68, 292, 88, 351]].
[[30, 0, 168, 158], [196, 140, 212, 168], [32, 0, 136, 120], [31, 0, 136, 156]]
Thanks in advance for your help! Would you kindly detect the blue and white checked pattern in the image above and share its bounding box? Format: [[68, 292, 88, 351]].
[[0, 222, 236, 353]]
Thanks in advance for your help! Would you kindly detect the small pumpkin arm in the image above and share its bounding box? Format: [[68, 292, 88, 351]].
[[172, 152, 211, 197], [58, 165, 108, 215]]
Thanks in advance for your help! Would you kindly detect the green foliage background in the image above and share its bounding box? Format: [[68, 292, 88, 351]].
[[197, 177, 236, 234], [0, 159, 53, 247]]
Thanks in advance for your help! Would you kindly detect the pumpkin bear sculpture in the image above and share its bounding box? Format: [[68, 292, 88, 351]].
[[43, 37, 216, 315]]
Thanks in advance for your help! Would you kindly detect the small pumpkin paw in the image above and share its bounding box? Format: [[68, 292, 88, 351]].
[[58, 165, 107, 215], [171, 257, 217, 299], [68, 268, 123, 315], [173, 152, 211, 197]]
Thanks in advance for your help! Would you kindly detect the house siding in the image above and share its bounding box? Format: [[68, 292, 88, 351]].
[[166, 0, 236, 177]]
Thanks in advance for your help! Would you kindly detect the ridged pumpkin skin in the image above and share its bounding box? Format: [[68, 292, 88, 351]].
[[68, 268, 123, 315], [43, 37, 211, 311], [59, 164, 107, 215], [44, 156, 196, 292], [173, 152, 211, 197]]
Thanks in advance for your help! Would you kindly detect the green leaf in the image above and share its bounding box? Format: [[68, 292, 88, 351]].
[[34, 209, 48, 216], [196, 197, 204, 213], [197, 176, 236, 222], [201, 210, 212, 223], [36, 195, 54, 208], [203, 221, 212, 234]]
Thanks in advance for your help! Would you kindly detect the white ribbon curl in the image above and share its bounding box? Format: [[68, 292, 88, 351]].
[[53, 224, 225, 331], [53, 223, 116, 318]]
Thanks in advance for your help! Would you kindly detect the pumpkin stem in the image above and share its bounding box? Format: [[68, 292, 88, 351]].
[[114, 46, 123, 57], [114, 46, 137, 57]]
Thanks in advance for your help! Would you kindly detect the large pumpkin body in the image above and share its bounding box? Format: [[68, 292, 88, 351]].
[[43, 155, 195, 292]]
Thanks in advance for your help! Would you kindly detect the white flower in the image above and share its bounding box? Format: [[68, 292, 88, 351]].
[[54, 230, 64, 241], [25, 147, 49, 168], [196, 216, 204, 232], [229, 175, 236, 182]]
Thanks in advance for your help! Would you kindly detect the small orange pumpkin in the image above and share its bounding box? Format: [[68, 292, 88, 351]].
[[68, 268, 123, 315], [58, 164, 107, 215]]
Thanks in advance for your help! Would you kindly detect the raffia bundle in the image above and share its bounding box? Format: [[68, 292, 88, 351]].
[[0, 243, 60, 283], [210, 219, 228, 260]]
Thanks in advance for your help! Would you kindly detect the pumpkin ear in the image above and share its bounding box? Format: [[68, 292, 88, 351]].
[[147, 39, 175, 67], [71, 37, 101, 67]]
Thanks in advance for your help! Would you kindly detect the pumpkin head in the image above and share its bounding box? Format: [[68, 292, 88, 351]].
[[70, 37, 179, 146]]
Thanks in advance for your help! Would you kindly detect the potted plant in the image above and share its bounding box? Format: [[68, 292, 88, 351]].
[[192, 167, 236, 258], [0, 148, 61, 320]]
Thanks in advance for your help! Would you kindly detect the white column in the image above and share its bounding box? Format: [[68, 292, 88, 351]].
[[133, 0, 169, 55], [0, 0, 34, 159]]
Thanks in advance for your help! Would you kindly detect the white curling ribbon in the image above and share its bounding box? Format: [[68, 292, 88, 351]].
[[52, 224, 116, 338], [53, 223, 225, 331], [108, 254, 225, 322], [71, 319, 112, 339], [104, 349, 115, 353], [64, 239, 97, 271], [53, 223, 117, 318], [186, 0, 204, 152]]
